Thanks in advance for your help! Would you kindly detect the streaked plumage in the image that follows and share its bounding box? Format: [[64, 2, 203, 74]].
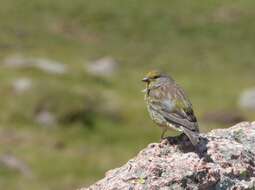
[[142, 70, 200, 145]]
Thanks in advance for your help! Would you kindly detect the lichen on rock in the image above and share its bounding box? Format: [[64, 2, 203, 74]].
[[81, 122, 255, 190]]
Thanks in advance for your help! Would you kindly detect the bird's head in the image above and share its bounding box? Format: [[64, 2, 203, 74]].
[[142, 70, 164, 93], [142, 70, 163, 84], [142, 70, 174, 92]]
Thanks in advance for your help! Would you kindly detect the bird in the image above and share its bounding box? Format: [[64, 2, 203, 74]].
[[142, 70, 200, 145]]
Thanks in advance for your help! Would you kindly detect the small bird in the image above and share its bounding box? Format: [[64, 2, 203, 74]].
[[142, 70, 200, 145]]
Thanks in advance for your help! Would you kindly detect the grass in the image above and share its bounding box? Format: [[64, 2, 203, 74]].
[[0, 0, 255, 189]]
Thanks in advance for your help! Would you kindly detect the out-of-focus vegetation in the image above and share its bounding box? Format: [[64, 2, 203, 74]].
[[0, 0, 255, 189]]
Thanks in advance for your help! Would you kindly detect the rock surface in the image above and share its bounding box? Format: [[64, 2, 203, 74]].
[[81, 122, 255, 190]]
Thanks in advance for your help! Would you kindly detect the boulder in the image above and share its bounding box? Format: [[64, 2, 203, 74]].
[[81, 122, 255, 190]]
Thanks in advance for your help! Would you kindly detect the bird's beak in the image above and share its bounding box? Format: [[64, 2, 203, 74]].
[[142, 77, 149, 82]]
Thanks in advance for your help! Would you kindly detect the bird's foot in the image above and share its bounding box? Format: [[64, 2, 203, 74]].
[[160, 136, 166, 141], [160, 137, 170, 145]]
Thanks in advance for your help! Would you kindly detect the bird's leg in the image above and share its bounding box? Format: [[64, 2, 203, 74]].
[[160, 128, 167, 140]]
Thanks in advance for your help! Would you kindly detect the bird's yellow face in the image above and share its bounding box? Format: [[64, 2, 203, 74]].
[[142, 70, 161, 83], [142, 70, 162, 91]]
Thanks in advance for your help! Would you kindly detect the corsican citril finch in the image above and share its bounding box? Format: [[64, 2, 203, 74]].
[[142, 70, 200, 145]]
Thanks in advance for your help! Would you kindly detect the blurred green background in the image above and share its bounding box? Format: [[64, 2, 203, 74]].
[[0, 0, 255, 189]]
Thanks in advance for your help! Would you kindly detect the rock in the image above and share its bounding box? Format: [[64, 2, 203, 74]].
[[3, 54, 67, 75], [85, 57, 118, 77], [0, 153, 33, 178], [81, 122, 255, 190], [33, 58, 67, 74], [12, 78, 32, 94], [3, 54, 33, 68], [239, 88, 255, 111], [35, 110, 56, 126], [202, 110, 246, 125]]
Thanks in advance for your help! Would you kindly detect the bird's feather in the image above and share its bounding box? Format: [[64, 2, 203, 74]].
[[148, 81, 199, 132]]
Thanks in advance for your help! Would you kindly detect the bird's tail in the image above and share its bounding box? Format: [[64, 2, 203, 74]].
[[180, 126, 200, 146]]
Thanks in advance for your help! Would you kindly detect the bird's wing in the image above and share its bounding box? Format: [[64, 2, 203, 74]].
[[149, 83, 199, 132]]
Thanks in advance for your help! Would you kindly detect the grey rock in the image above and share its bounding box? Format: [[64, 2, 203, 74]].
[[3, 54, 33, 67], [239, 88, 255, 111], [81, 122, 255, 190], [12, 78, 32, 94], [0, 153, 33, 178], [4, 54, 67, 75], [86, 57, 118, 77], [35, 110, 56, 126], [33, 58, 67, 74]]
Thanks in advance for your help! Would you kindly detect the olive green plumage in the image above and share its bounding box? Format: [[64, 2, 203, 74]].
[[142, 70, 200, 145]]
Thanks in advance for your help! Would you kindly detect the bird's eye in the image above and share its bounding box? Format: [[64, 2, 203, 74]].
[[152, 75, 160, 79]]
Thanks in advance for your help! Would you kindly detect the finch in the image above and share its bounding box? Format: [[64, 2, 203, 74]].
[[142, 70, 200, 145]]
